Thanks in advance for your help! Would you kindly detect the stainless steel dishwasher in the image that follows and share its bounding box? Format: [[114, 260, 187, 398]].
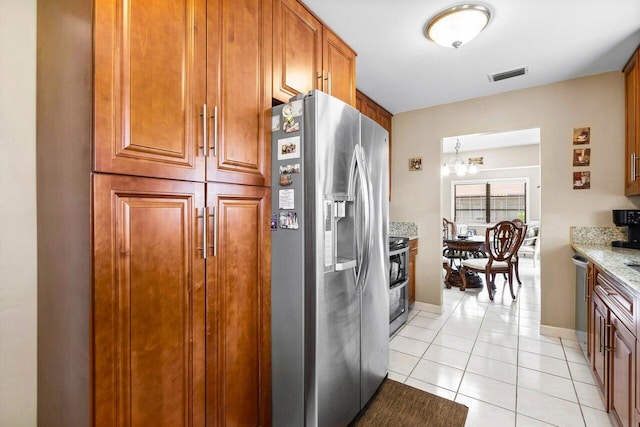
[[572, 255, 588, 356]]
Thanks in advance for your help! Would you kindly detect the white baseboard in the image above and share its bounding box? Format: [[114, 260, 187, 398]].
[[539, 324, 579, 341], [411, 301, 443, 315]]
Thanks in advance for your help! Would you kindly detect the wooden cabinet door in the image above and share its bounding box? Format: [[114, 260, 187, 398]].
[[93, 174, 206, 426], [592, 292, 608, 402], [610, 312, 635, 427], [94, 0, 206, 181], [408, 239, 418, 305], [636, 340, 640, 427], [587, 262, 595, 360], [273, 0, 323, 103], [206, 183, 270, 426], [377, 109, 392, 199], [206, 0, 272, 186], [625, 50, 639, 196], [322, 28, 356, 107]]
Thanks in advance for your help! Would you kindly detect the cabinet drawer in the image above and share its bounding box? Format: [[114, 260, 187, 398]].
[[595, 268, 635, 333]]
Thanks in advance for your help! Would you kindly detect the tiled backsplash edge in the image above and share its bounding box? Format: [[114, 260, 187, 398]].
[[390, 221, 418, 239], [570, 226, 627, 245]]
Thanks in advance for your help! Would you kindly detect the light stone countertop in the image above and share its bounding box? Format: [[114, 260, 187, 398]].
[[389, 221, 418, 240], [572, 243, 640, 296]]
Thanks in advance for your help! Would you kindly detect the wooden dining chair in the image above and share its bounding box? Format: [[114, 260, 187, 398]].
[[442, 218, 456, 240], [459, 221, 523, 301], [511, 218, 528, 285]]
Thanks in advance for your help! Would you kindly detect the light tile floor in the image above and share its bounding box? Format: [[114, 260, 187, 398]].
[[388, 259, 613, 427]]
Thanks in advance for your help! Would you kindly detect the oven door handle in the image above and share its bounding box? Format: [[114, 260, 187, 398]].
[[389, 247, 408, 257], [390, 279, 408, 291]]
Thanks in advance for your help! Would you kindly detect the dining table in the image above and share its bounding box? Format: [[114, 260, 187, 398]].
[[443, 236, 487, 289]]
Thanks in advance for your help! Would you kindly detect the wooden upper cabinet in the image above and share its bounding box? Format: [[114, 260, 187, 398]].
[[93, 174, 206, 426], [94, 0, 207, 181], [94, 0, 272, 186], [624, 49, 639, 196], [206, 183, 271, 426], [273, 0, 356, 107], [207, 0, 272, 186], [273, 0, 323, 103], [323, 27, 357, 107], [356, 89, 393, 198]]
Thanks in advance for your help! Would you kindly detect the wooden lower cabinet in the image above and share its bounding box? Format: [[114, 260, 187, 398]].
[[93, 174, 270, 426], [610, 312, 635, 427], [408, 239, 418, 306], [206, 183, 271, 426], [636, 340, 640, 427], [588, 264, 637, 427], [592, 291, 609, 400]]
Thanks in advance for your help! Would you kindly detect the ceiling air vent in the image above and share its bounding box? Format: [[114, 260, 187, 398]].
[[488, 66, 529, 82]]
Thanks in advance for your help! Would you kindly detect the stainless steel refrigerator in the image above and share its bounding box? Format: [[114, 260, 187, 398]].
[[271, 90, 389, 427]]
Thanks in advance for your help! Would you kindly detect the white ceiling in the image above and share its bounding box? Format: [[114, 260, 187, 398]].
[[442, 127, 540, 153], [303, 0, 640, 114]]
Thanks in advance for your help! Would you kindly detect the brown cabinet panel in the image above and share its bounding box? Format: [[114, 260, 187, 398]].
[[408, 239, 418, 306], [625, 49, 639, 196], [322, 28, 356, 107], [206, 183, 271, 426], [592, 291, 608, 402], [206, 0, 272, 186], [587, 262, 595, 359], [273, 0, 323, 103], [610, 313, 635, 427], [356, 90, 393, 198], [93, 174, 206, 426], [636, 340, 640, 427], [94, 0, 207, 181]]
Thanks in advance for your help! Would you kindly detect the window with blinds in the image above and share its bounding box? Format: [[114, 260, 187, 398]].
[[454, 180, 526, 224]]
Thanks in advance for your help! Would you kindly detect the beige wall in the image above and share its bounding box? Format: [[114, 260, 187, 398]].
[[391, 71, 640, 328], [442, 144, 541, 229], [0, 0, 37, 425]]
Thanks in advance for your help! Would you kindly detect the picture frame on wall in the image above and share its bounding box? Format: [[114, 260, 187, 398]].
[[408, 157, 422, 171], [573, 127, 590, 145], [573, 171, 591, 190], [573, 148, 591, 167]]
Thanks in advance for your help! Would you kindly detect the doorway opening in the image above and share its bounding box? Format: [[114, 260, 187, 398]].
[[440, 127, 542, 298]]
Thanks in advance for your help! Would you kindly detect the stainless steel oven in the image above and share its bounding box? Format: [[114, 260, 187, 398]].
[[389, 237, 409, 335]]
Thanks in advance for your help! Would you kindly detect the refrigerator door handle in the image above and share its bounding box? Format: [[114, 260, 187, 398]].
[[348, 149, 363, 286], [354, 145, 372, 290]]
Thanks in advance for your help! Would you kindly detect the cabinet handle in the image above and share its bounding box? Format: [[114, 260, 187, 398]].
[[633, 153, 637, 180], [212, 106, 218, 157], [201, 207, 207, 260], [201, 104, 209, 157], [598, 317, 603, 353], [211, 204, 217, 257], [604, 323, 612, 352]]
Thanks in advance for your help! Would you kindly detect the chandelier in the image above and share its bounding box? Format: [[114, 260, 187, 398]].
[[442, 139, 478, 176]]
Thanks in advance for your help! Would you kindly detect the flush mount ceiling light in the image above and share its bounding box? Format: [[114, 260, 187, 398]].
[[425, 4, 491, 49]]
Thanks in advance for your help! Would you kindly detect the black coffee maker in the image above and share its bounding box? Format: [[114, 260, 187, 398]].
[[612, 209, 640, 249]]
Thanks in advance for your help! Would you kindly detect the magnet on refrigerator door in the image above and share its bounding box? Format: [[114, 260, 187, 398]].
[[279, 211, 299, 230], [277, 136, 300, 160], [278, 189, 295, 209]]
